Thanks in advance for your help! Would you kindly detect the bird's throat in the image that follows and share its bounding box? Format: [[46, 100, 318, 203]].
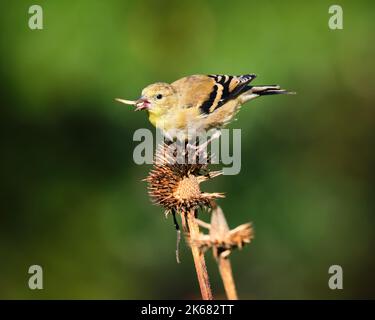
[[147, 112, 155, 128], [148, 109, 174, 131]]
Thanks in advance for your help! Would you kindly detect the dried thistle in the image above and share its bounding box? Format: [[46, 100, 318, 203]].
[[192, 205, 254, 258], [190, 205, 254, 300], [145, 143, 253, 300], [144, 143, 224, 300], [145, 143, 224, 216]]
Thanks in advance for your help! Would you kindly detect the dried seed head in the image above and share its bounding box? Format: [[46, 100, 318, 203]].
[[174, 175, 201, 200], [190, 206, 254, 258], [145, 143, 224, 215]]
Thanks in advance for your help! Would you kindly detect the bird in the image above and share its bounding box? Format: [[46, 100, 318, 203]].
[[116, 74, 293, 141]]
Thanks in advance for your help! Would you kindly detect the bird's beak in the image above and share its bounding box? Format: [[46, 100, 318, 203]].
[[115, 98, 150, 111]]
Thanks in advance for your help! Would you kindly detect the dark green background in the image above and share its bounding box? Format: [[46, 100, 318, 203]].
[[1, 0, 374, 299]]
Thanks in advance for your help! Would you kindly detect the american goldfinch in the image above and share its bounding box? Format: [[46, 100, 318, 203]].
[[116, 74, 293, 140]]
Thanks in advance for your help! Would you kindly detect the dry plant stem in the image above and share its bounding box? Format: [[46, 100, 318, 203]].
[[218, 256, 238, 300], [183, 210, 213, 300]]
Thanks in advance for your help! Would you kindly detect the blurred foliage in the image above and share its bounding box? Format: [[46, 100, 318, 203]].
[[0, 0, 374, 299]]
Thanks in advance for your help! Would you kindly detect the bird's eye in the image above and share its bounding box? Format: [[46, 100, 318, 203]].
[[156, 94, 163, 100]]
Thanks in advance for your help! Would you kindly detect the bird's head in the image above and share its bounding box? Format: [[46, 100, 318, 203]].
[[116, 82, 177, 116]]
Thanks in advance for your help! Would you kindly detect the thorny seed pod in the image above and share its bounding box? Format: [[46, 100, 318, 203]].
[[145, 143, 224, 216], [191, 205, 254, 258]]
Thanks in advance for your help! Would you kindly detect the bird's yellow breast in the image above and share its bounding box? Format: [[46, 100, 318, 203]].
[[148, 112, 159, 128], [148, 107, 201, 132], [148, 111, 178, 131]]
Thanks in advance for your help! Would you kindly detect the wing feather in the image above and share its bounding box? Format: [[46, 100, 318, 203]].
[[171, 74, 256, 116], [205, 74, 256, 113]]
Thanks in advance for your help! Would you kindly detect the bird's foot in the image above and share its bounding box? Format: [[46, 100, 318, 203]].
[[184, 130, 222, 164], [194, 130, 222, 156]]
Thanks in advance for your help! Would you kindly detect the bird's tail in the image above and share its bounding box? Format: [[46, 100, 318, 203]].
[[240, 85, 295, 103]]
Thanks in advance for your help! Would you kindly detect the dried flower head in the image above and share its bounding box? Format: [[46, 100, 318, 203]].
[[145, 143, 224, 215], [191, 206, 254, 258]]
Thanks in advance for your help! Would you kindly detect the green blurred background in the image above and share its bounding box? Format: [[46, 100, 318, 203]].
[[1, 0, 374, 299]]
